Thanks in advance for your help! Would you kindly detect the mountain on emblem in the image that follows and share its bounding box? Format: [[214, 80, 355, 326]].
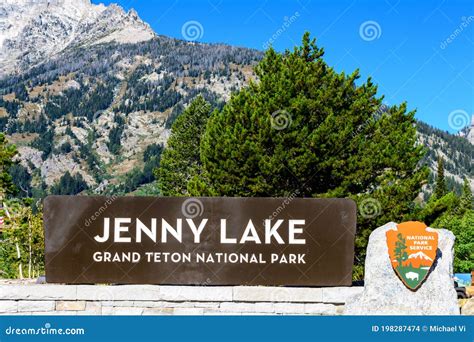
[[386, 222, 438, 291]]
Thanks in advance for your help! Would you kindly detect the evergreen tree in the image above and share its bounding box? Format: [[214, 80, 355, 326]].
[[58, 141, 72, 154], [427, 178, 474, 273], [196, 33, 425, 197], [0, 133, 18, 197], [157, 96, 212, 196], [107, 114, 125, 155], [418, 192, 459, 226], [50, 172, 88, 195], [435, 210, 473, 273], [394, 233, 408, 267], [117, 144, 164, 194], [459, 178, 473, 213], [9, 164, 32, 197], [31, 128, 54, 160], [184, 33, 427, 278], [434, 156, 447, 198]]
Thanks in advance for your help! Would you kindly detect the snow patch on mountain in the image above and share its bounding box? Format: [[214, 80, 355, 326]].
[[407, 251, 433, 261], [0, 0, 155, 76]]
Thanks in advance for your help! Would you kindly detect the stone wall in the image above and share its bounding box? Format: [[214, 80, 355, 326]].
[[0, 282, 363, 315]]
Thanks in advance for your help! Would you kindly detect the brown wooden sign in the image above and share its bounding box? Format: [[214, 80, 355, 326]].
[[44, 196, 356, 286]]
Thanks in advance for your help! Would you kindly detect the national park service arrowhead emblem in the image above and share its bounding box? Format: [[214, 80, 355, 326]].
[[386, 222, 438, 291]]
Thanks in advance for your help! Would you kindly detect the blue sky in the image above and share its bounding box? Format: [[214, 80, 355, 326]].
[[93, 0, 474, 133]]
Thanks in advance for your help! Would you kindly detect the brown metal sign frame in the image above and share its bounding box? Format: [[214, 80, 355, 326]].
[[44, 196, 356, 286]]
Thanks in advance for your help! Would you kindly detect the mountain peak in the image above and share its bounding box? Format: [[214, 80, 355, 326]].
[[105, 3, 125, 13], [0, 0, 155, 77], [128, 8, 140, 19], [408, 251, 432, 261]]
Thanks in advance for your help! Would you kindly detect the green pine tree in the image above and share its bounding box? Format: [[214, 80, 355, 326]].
[[458, 178, 473, 213], [435, 210, 474, 273], [419, 192, 459, 226], [394, 233, 408, 267], [197, 33, 425, 196], [0, 133, 18, 197], [50, 171, 88, 195], [434, 156, 447, 199], [156, 96, 212, 196], [186, 33, 427, 278]]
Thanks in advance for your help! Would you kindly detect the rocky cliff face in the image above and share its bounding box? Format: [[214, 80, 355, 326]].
[[417, 121, 473, 195], [0, 0, 155, 76], [460, 116, 474, 145]]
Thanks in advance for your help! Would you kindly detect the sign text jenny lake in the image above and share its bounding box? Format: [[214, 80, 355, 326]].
[[44, 196, 356, 286]]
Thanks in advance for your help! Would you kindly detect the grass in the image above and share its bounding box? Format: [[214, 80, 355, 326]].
[[396, 264, 429, 289]]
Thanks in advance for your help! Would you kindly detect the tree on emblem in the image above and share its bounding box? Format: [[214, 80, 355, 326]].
[[394, 233, 408, 267]]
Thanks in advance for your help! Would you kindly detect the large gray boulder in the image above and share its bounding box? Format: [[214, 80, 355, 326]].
[[344, 222, 459, 315]]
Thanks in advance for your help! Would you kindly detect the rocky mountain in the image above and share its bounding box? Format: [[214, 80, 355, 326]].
[[417, 121, 473, 197], [0, 0, 155, 76], [408, 252, 433, 261], [0, 0, 471, 199], [0, 0, 261, 197], [459, 116, 474, 145], [404, 251, 433, 268]]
